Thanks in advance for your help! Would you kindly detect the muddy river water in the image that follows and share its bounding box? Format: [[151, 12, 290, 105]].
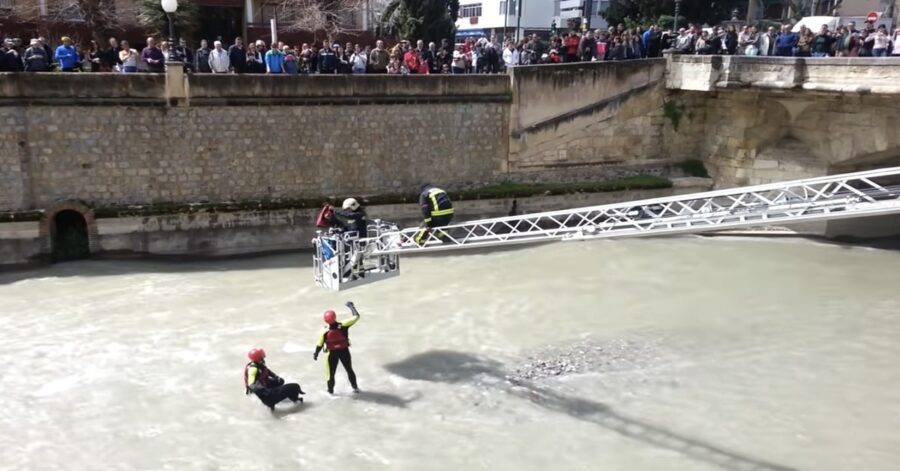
[[1, 237, 898, 471]]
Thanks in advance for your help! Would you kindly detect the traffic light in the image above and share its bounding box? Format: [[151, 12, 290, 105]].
[[550, 19, 557, 36]]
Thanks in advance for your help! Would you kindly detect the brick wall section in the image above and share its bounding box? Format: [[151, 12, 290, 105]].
[[0, 103, 508, 210], [0, 109, 28, 210]]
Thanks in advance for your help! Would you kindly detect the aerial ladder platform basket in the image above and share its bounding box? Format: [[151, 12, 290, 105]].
[[313, 167, 900, 291]]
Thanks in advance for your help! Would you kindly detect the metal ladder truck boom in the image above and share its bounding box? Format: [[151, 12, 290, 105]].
[[313, 166, 900, 291]]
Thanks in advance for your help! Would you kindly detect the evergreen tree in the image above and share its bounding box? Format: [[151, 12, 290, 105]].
[[136, 0, 201, 43], [602, 0, 744, 28], [379, 0, 460, 44]]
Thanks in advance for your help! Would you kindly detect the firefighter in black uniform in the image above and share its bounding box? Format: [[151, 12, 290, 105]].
[[331, 198, 369, 277], [244, 348, 305, 411], [332, 198, 369, 235], [415, 183, 454, 244], [314, 302, 360, 394]]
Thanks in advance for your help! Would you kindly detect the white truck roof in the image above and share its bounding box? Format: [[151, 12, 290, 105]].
[[791, 15, 892, 33]]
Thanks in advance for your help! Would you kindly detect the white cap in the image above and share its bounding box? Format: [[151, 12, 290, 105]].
[[342, 198, 360, 211]]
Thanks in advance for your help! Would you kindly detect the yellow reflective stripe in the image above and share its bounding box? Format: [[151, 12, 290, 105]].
[[247, 366, 259, 386], [429, 191, 441, 214], [325, 351, 332, 380], [428, 188, 453, 217]]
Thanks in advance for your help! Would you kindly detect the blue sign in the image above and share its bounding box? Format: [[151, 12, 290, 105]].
[[456, 29, 486, 38], [321, 240, 335, 261]]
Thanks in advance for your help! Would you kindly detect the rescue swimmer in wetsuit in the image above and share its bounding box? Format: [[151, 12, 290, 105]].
[[414, 183, 454, 244], [244, 348, 305, 411], [313, 302, 360, 394]]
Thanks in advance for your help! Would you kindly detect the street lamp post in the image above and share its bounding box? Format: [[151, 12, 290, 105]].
[[673, 0, 682, 32], [161, 0, 180, 62]]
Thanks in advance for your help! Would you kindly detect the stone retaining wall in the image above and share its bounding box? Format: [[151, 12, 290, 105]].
[[0, 181, 712, 267]]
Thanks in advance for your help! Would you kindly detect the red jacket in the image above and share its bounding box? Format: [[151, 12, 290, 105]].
[[403, 50, 421, 73], [564, 35, 580, 55]]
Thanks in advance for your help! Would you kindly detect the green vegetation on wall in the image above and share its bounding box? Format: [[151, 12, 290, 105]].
[[673, 159, 710, 178], [0, 175, 673, 222], [663, 99, 685, 132]]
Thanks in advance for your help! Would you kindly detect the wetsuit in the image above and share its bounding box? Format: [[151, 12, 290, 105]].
[[244, 361, 304, 410], [415, 185, 454, 244], [314, 312, 360, 394]]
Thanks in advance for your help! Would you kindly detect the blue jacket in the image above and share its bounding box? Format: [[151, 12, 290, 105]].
[[776, 32, 798, 49], [642, 30, 651, 50], [265, 50, 284, 73], [55, 45, 77, 69]]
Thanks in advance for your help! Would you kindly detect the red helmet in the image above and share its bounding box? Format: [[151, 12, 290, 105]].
[[247, 348, 266, 363], [323, 310, 337, 324]]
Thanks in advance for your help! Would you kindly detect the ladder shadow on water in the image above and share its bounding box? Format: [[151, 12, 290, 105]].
[[383, 350, 797, 471]]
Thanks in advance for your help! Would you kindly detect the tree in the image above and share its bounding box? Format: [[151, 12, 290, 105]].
[[13, 0, 119, 43], [602, 0, 744, 29], [787, 0, 811, 20], [275, 0, 367, 40], [378, 0, 460, 44], [136, 0, 201, 42]]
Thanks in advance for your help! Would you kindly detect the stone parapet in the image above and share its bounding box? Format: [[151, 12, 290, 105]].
[[0, 72, 511, 107], [666, 55, 900, 94]]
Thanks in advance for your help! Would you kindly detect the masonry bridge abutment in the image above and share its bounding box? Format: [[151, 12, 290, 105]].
[[2, 56, 900, 266], [665, 55, 900, 183]]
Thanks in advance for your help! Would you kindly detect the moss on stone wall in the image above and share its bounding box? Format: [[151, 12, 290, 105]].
[[672, 160, 710, 178], [0, 211, 43, 223], [663, 99, 685, 131], [0, 175, 671, 222]]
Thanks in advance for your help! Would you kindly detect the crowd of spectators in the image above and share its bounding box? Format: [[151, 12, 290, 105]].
[[664, 21, 900, 57], [3, 21, 900, 73], [0, 28, 666, 75]]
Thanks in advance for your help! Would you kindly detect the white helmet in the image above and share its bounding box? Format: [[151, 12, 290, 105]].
[[342, 198, 360, 211]]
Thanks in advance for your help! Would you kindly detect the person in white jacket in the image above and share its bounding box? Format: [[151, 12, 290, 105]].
[[208, 40, 230, 73], [502, 41, 519, 70]]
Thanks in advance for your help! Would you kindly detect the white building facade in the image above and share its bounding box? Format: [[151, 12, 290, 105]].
[[455, 0, 610, 41]]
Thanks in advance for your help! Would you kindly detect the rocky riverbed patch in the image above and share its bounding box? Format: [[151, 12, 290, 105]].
[[506, 337, 671, 383]]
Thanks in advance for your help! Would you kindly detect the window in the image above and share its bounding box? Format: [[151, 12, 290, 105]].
[[459, 3, 482, 18], [499, 0, 517, 15]]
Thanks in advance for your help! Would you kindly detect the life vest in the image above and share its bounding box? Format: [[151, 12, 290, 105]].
[[316, 204, 334, 228], [243, 361, 269, 394], [325, 327, 350, 351]]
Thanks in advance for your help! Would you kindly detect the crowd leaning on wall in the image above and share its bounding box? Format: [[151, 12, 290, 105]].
[[3, 20, 899, 74]]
